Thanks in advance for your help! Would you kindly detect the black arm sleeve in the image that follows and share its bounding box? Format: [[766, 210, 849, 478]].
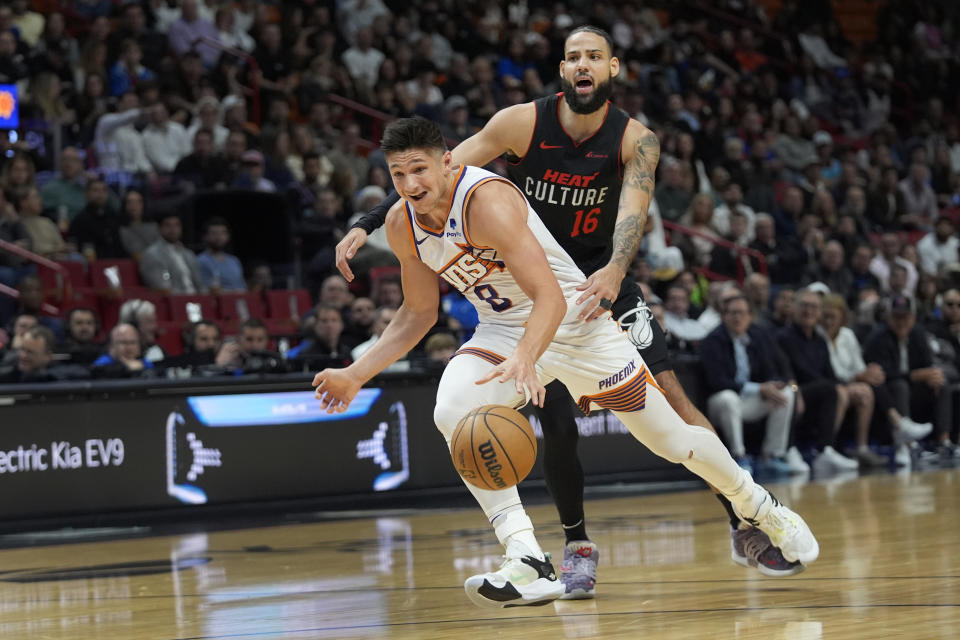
[[350, 190, 401, 234]]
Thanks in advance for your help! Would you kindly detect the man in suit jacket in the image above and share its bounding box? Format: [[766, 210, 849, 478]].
[[864, 295, 955, 455], [139, 212, 206, 294], [700, 293, 804, 474]]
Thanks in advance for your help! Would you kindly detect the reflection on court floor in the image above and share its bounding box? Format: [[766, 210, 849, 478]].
[[0, 469, 957, 639]]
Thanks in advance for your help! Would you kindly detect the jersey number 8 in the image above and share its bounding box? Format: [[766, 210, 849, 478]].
[[475, 284, 513, 312]]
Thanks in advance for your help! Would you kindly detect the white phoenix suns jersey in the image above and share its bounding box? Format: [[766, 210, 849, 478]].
[[403, 165, 588, 327]]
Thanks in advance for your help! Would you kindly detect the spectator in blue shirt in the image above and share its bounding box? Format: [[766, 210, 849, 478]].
[[108, 39, 155, 97], [197, 216, 246, 292], [92, 323, 154, 378]]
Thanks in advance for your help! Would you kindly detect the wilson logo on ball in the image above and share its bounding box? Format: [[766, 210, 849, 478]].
[[450, 405, 537, 491], [478, 440, 507, 489]]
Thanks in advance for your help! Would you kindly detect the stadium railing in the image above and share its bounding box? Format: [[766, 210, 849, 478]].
[[0, 238, 67, 315], [662, 219, 768, 283]]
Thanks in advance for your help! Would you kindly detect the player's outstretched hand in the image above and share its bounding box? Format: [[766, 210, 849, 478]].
[[335, 228, 369, 282], [475, 355, 546, 407], [313, 368, 362, 414], [576, 263, 623, 321]]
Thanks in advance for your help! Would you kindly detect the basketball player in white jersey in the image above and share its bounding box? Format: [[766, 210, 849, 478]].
[[339, 27, 805, 594], [313, 117, 818, 609]]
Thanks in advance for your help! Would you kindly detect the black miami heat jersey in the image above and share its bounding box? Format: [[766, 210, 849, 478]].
[[507, 93, 631, 276]]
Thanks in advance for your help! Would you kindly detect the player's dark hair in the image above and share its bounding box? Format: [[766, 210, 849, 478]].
[[380, 117, 447, 155], [566, 26, 615, 57]]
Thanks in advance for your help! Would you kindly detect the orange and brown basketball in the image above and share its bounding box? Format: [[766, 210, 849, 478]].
[[450, 404, 537, 490]]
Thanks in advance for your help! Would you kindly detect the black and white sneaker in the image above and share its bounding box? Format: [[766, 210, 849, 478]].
[[464, 555, 565, 608]]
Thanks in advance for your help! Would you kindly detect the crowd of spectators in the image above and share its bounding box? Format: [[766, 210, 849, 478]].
[[0, 0, 959, 465]]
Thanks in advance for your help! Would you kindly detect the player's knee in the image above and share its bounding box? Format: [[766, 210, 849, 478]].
[[628, 414, 691, 464], [434, 400, 464, 443]]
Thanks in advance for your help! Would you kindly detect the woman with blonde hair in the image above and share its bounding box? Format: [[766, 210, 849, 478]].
[[28, 73, 76, 124], [820, 294, 931, 467]]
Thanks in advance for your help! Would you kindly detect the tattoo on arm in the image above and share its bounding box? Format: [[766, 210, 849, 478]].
[[611, 130, 660, 272]]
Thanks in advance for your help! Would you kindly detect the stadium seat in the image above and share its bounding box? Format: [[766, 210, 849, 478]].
[[262, 318, 301, 337], [266, 289, 312, 329], [218, 292, 266, 322], [54, 260, 90, 288], [154, 320, 185, 357], [98, 288, 169, 330], [60, 287, 99, 314], [37, 266, 71, 303], [369, 265, 401, 288], [89, 259, 140, 290], [167, 294, 218, 324]]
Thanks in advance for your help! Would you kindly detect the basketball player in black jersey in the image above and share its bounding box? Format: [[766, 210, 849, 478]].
[[336, 26, 804, 596]]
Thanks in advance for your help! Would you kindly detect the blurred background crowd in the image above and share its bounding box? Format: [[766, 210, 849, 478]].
[[0, 0, 958, 467]]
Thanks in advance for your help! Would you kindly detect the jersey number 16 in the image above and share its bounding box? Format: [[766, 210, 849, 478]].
[[570, 207, 601, 237]]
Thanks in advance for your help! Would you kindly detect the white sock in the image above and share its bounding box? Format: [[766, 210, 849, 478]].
[[724, 467, 770, 522], [492, 507, 545, 561]]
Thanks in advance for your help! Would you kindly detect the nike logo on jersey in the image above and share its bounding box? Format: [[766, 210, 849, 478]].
[[414, 235, 428, 245], [586, 151, 608, 158], [539, 141, 563, 149]]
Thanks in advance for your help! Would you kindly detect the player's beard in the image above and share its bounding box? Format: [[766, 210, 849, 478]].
[[561, 76, 613, 115]]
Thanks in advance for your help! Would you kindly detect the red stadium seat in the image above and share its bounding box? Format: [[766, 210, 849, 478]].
[[263, 317, 300, 337], [89, 259, 140, 290], [61, 287, 99, 314], [218, 292, 266, 321], [167, 294, 218, 323], [54, 260, 90, 288], [98, 288, 170, 330], [38, 266, 69, 303], [154, 320, 185, 357], [266, 289, 312, 323], [369, 265, 401, 289]]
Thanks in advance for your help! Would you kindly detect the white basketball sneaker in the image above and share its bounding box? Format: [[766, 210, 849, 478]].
[[464, 554, 565, 608], [732, 479, 819, 565]]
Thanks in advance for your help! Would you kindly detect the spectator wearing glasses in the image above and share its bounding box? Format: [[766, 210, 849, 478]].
[[700, 293, 806, 475], [92, 323, 154, 378]]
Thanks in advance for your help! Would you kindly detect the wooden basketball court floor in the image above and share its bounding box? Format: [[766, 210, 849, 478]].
[[0, 469, 957, 639]]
